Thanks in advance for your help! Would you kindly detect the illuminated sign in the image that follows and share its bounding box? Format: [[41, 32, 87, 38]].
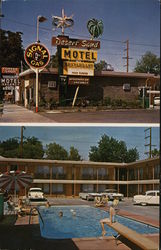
[[24, 43, 50, 69], [68, 77, 89, 85], [1, 76, 20, 86], [1, 67, 19, 74], [61, 48, 97, 62], [52, 36, 100, 49], [63, 61, 94, 76]]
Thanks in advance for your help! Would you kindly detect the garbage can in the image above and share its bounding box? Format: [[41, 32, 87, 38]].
[[0, 193, 4, 220]]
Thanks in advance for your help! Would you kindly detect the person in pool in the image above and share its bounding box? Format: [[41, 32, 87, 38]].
[[100, 201, 116, 237], [59, 211, 63, 217]]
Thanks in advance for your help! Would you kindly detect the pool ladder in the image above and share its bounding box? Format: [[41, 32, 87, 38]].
[[29, 207, 44, 227]]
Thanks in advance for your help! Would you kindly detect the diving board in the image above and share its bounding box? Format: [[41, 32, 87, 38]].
[[105, 221, 158, 250]]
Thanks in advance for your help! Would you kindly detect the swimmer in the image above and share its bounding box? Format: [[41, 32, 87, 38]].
[[59, 211, 63, 217], [46, 201, 51, 208], [70, 209, 76, 216]]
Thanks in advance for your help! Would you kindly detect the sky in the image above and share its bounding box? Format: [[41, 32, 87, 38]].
[[0, 126, 159, 160], [1, 0, 160, 72]]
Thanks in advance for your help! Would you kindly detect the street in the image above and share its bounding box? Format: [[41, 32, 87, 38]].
[[0, 103, 160, 123]]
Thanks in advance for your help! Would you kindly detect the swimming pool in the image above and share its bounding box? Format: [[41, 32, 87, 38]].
[[38, 205, 159, 239]]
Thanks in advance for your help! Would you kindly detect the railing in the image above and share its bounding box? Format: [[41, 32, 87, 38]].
[[29, 207, 44, 228]]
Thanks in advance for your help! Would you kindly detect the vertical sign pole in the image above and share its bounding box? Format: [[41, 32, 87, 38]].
[[36, 68, 39, 112], [72, 86, 79, 107]]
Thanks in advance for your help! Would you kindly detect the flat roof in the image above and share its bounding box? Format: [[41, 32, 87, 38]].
[[19, 68, 160, 80], [0, 156, 159, 168]]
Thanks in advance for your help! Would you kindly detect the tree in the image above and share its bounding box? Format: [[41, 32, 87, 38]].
[[0, 136, 44, 159], [134, 51, 160, 75], [0, 138, 20, 158], [46, 142, 68, 160], [0, 30, 24, 68], [89, 134, 139, 163], [22, 137, 44, 159], [48, 50, 59, 68], [68, 146, 82, 161], [94, 60, 107, 72], [151, 148, 160, 158]]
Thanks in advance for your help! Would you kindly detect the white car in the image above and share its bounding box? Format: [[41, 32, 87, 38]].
[[28, 188, 44, 200], [79, 192, 102, 201], [133, 190, 160, 206], [154, 97, 160, 106], [102, 189, 124, 201]]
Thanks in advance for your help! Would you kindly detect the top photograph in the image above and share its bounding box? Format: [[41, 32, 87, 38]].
[[0, 0, 160, 124]]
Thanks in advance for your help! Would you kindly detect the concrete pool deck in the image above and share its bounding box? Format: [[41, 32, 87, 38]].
[[0, 198, 159, 250]]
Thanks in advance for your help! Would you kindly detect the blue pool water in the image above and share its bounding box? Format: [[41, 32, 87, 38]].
[[38, 205, 159, 239]]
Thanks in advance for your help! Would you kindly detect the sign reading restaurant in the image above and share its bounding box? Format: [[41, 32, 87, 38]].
[[63, 61, 94, 76], [52, 36, 100, 49]]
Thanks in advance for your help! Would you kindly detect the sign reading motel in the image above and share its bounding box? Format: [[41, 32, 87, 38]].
[[52, 36, 100, 49], [61, 48, 97, 62]]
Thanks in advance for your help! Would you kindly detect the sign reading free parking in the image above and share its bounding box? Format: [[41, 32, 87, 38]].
[[24, 43, 50, 69]]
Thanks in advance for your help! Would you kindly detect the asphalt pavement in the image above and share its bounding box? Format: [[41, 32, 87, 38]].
[[0, 103, 160, 123]]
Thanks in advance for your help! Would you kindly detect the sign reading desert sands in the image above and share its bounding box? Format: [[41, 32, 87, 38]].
[[52, 36, 100, 49], [24, 43, 50, 69]]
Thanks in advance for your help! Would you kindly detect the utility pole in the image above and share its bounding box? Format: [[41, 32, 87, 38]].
[[20, 126, 25, 157], [122, 39, 132, 72], [144, 127, 156, 158]]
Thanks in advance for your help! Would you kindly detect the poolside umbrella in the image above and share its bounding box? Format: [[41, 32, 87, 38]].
[[0, 170, 33, 200]]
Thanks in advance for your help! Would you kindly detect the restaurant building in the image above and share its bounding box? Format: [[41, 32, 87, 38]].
[[0, 156, 159, 197]]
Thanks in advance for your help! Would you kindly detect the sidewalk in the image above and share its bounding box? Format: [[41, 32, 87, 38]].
[[0, 103, 54, 123]]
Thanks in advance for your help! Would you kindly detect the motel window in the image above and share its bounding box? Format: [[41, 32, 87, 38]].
[[82, 167, 94, 178], [82, 184, 94, 192], [52, 166, 65, 179], [52, 184, 63, 194], [154, 165, 160, 179], [43, 184, 50, 194], [98, 185, 106, 192], [98, 168, 107, 176], [139, 168, 143, 180], [36, 166, 50, 179]]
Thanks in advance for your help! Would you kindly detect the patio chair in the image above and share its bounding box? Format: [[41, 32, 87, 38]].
[[7, 200, 15, 214]]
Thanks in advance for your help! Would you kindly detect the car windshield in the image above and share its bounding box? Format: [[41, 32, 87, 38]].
[[30, 189, 42, 192]]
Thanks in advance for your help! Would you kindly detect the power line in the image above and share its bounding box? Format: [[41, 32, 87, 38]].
[[3, 17, 160, 48]]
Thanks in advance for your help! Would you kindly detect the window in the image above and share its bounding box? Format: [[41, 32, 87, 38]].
[[36, 166, 49, 179], [52, 184, 63, 194], [147, 192, 155, 196], [154, 165, 160, 179], [82, 184, 94, 192]]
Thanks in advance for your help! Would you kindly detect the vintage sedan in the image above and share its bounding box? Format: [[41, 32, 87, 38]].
[[133, 190, 159, 206], [101, 189, 124, 201], [28, 187, 44, 200]]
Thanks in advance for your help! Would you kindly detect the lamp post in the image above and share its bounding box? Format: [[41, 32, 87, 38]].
[[35, 15, 47, 112]]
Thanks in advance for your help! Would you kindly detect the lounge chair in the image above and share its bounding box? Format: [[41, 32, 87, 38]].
[[7, 201, 15, 214]]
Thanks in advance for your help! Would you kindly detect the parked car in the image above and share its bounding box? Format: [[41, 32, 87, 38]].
[[101, 189, 124, 201], [79, 192, 103, 201], [133, 190, 160, 206], [28, 187, 44, 200], [154, 97, 160, 106]]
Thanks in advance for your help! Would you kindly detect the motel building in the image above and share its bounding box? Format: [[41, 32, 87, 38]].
[[19, 68, 160, 109], [19, 36, 160, 109], [0, 156, 159, 198]]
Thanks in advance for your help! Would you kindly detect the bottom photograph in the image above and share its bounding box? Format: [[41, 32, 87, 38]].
[[0, 126, 159, 250]]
